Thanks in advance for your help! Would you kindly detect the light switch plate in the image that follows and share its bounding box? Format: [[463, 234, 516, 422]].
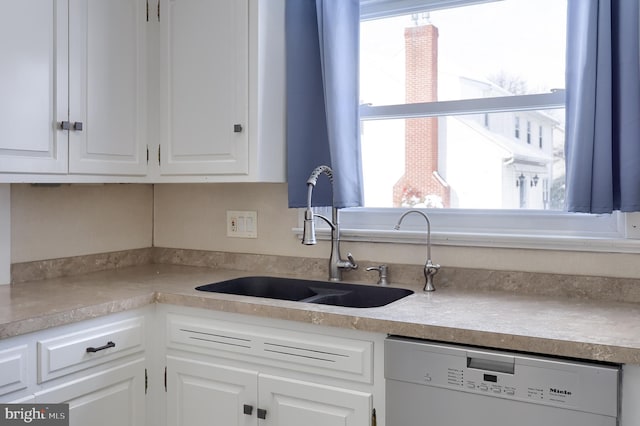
[[227, 210, 258, 239]]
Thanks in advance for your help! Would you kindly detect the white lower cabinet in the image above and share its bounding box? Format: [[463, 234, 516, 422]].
[[162, 306, 384, 426], [0, 308, 149, 426], [0, 305, 385, 426], [0, 344, 29, 398], [167, 356, 371, 426], [35, 358, 146, 426]]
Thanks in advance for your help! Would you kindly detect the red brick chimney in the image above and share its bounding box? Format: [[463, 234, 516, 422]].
[[392, 23, 450, 207]]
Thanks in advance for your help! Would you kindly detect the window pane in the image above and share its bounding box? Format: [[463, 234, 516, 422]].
[[360, 0, 567, 105], [361, 109, 565, 210]]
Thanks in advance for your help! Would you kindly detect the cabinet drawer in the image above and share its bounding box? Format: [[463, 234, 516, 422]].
[[167, 314, 373, 383], [0, 345, 28, 396], [38, 317, 144, 383]]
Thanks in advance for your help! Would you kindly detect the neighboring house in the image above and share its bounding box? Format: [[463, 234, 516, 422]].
[[392, 21, 564, 210]]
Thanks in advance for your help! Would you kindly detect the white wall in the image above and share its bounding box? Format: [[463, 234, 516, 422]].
[[11, 184, 153, 263], [0, 184, 9, 284]]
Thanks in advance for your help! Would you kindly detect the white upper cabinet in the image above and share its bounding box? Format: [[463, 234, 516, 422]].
[[0, 0, 285, 182], [0, 0, 148, 180], [0, 0, 68, 174], [154, 0, 285, 182]]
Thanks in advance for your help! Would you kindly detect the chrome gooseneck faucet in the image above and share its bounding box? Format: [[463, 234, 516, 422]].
[[394, 210, 440, 291], [302, 165, 358, 281]]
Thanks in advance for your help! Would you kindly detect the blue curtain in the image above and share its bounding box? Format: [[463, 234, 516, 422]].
[[565, 0, 640, 213], [286, 0, 363, 208]]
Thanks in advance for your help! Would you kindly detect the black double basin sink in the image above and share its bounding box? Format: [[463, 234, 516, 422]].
[[195, 276, 413, 308]]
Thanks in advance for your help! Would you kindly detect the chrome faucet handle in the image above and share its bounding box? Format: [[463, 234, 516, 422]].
[[366, 265, 389, 286], [423, 259, 440, 292], [346, 253, 358, 270]]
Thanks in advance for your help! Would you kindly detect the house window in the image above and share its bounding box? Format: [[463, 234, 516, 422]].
[[539, 125, 543, 148], [515, 116, 521, 139], [526, 121, 532, 144]]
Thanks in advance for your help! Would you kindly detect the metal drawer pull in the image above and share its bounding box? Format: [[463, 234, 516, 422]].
[[86, 341, 116, 353], [257, 408, 267, 419], [59, 121, 71, 130], [243, 405, 253, 415], [234, 124, 243, 133], [73, 121, 83, 131]]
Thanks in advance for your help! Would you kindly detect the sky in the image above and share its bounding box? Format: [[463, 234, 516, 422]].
[[361, 0, 567, 105]]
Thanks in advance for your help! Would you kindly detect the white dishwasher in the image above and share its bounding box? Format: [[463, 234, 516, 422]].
[[385, 336, 619, 426]]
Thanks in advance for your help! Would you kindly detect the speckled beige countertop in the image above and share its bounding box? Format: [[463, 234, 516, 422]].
[[1, 263, 640, 365]]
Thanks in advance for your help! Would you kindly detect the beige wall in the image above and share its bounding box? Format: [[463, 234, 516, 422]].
[[154, 183, 640, 279], [153, 183, 327, 258], [7, 182, 640, 279], [11, 184, 153, 263]]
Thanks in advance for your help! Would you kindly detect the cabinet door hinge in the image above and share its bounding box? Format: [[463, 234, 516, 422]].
[[157, 0, 160, 22], [372, 408, 377, 426], [164, 366, 167, 392], [145, 368, 148, 394], [146, 0, 149, 22], [146, 146, 149, 164], [158, 145, 161, 165]]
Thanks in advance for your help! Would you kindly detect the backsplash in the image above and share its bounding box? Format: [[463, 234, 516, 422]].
[[11, 248, 152, 283], [11, 247, 640, 304]]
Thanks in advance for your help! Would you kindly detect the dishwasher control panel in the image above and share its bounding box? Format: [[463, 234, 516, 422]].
[[385, 336, 619, 417]]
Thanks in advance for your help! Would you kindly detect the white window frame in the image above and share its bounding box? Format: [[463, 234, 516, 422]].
[[297, 0, 640, 253]]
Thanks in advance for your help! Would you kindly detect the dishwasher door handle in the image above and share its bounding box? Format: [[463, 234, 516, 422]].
[[466, 351, 515, 374]]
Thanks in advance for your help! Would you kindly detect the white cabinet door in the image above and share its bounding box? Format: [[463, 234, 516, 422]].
[[159, 0, 249, 176], [34, 358, 146, 426], [68, 0, 148, 176], [259, 374, 372, 426], [166, 356, 257, 426], [0, 0, 68, 174]]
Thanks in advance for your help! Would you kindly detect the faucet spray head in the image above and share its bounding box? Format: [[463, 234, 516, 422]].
[[302, 208, 317, 245], [302, 165, 333, 246]]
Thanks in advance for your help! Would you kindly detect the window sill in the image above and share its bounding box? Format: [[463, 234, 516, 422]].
[[294, 209, 640, 254], [293, 227, 640, 254]]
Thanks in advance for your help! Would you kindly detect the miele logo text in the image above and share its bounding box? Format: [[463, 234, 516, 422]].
[[549, 388, 572, 396]]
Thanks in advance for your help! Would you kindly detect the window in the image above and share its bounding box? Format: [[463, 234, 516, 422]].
[[307, 0, 639, 252], [539, 125, 543, 149]]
